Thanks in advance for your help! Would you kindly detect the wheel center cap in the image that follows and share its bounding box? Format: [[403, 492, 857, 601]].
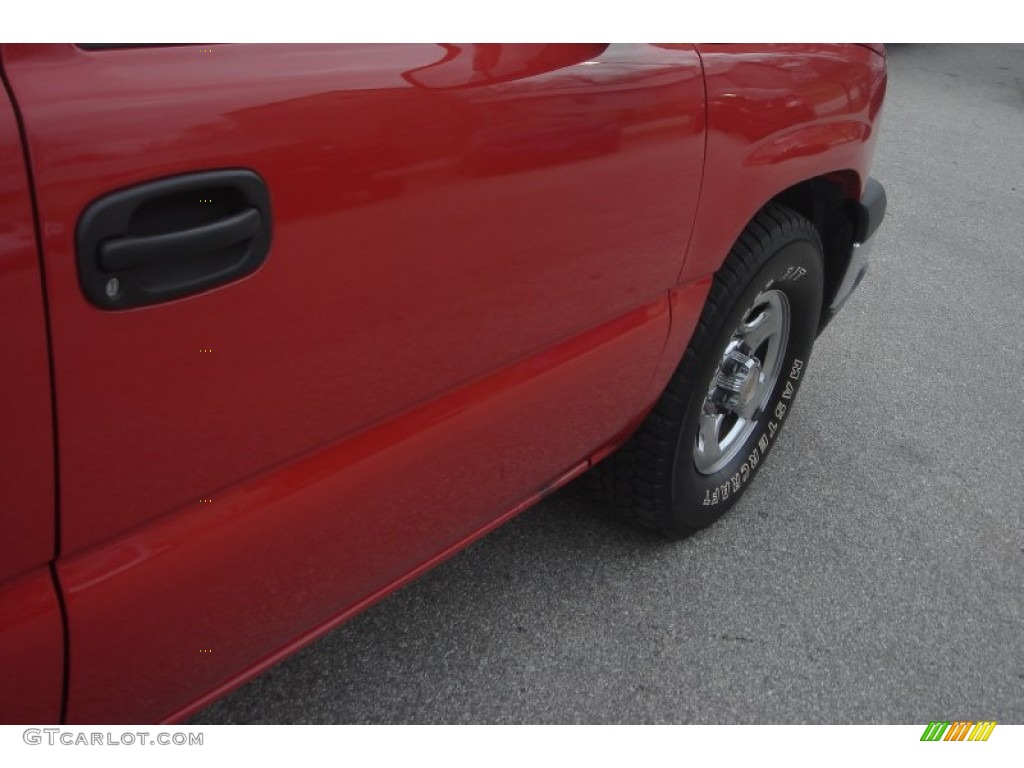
[[713, 349, 763, 410], [736, 359, 762, 407]]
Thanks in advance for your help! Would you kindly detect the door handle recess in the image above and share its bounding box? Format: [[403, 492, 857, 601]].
[[77, 169, 272, 309]]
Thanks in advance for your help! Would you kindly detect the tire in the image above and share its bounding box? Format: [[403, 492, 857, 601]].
[[594, 203, 824, 538]]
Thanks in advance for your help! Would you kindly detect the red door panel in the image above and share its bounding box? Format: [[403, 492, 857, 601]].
[[60, 297, 670, 723], [2, 43, 705, 722], [0, 572, 64, 723], [0, 75, 63, 723]]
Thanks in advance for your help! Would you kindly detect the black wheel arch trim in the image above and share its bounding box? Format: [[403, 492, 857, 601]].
[[852, 177, 887, 244]]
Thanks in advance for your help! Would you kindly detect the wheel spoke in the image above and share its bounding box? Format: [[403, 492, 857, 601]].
[[697, 409, 723, 466], [738, 303, 781, 354], [736, 391, 760, 421]]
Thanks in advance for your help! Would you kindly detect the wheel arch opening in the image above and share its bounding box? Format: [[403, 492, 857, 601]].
[[769, 171, 862, 330]]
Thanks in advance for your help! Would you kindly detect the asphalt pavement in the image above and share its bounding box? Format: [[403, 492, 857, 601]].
[[193, 44, 1024, 724]]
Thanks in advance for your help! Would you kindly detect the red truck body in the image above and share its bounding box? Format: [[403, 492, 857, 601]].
[[0, 43, 885, 723]]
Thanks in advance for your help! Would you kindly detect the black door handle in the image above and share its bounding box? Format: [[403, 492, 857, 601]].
[[98, 208, 262, 273], [77, 169, 272, 309]]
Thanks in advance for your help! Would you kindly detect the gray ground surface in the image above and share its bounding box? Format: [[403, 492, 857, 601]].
[[193, 44, 1024, 724]]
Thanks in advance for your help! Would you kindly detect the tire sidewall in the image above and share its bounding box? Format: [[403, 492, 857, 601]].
[[670, 237, 823, 530]]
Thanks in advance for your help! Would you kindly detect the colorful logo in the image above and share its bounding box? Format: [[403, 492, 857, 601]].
[[920, 721, 996, 741]]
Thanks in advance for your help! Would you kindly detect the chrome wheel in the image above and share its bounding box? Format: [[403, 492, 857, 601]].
[[693, 288, 790, 475]]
